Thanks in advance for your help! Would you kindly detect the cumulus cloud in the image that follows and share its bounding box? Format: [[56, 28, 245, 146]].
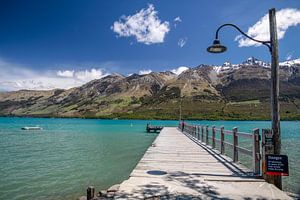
[[171, 66, 189, 75], [178, 37, 187, 48], [0, 58, 109, 91], [111, 4, 170, 45], [139, 69, 152, 75], [235, 8, 300, 47]]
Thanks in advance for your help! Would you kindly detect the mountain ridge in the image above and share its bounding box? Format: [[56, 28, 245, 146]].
[[1, 57, 300, 120]]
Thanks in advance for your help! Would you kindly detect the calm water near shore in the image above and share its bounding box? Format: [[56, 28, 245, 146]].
[[0, 117, 299, 199]]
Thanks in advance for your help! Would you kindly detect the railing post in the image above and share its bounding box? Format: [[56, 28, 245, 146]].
[[194, 126, 196, 138], [87, 186, 95, 200], [220, 126, 224, 154], [206, 125, 209, 145], [252, 128, 261, 175], [212, 126, 216, 149], [233, 127, 238, 162], [201, 126, 204, 142], [197, 126, 200, 140]]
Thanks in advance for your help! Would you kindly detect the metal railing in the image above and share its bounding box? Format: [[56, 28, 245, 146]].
[[178, 122, 261, 175]]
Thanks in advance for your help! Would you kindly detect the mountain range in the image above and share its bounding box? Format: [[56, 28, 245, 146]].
[[1, 57, 300, 120]]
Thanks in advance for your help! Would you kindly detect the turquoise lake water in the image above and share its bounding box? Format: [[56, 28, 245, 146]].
[[0, 117, 299, 199]]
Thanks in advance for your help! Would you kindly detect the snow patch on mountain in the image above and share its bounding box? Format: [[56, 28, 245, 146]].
[[280, 58, 300, 66]]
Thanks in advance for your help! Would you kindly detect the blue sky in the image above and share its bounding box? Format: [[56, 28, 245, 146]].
[[0, 0, 300, 90]]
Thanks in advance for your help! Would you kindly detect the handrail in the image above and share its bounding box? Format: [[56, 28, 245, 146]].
[[178, 122, 261, 175], [237, 131, 252, 139]]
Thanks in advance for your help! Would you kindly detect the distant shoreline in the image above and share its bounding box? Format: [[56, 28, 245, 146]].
[[1, 115, 299, 121]]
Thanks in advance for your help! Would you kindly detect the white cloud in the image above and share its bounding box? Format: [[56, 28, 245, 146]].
[[174, 16, 182, 28], [0, 58, 109, 91], [74, 69, 106, 81], [178, 37, 187, 48], [174, 16, 182, 23], [139, 69, 152, 75], [171, 66, 189, 75], [57, 70, 74, 77], [235, 8, 300, 47], [111, 4, 170, 45]]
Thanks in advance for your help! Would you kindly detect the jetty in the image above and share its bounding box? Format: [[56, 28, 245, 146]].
[[114, 125, 291, 199]]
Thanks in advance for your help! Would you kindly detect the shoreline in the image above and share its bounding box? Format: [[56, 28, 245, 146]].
[[1, 115, 300, 121]]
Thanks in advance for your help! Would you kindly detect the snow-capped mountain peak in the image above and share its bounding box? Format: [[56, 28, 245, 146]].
[[242, 57, 269, 67], [280, 58, 300, 67], [223, 61, 231, 66]]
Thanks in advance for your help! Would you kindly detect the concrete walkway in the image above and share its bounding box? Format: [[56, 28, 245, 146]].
[[115, 127, 292, 199]]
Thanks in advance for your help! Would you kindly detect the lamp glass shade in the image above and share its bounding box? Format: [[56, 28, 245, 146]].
[[207, 39, 227, 53]]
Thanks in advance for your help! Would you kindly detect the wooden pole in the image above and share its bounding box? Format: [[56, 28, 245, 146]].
[[252, 128, 261, 175], [233, 127, 238, 162], [201, 126, 204, 142], [269, 8, 282, 189], [87, 186, 95, 200], [220, 126, 225, 154], [212, 126, 216, 149], [205, 125, 209, 145]]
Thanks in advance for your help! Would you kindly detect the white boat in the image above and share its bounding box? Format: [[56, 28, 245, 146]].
[[21, 126, 43, 130]]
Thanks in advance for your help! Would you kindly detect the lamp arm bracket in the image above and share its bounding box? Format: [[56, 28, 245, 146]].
[[215, 23, 272, 52]]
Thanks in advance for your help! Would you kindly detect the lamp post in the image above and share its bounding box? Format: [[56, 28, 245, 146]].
[[207, 8, 281, 189], [179, 97, 182, 121]]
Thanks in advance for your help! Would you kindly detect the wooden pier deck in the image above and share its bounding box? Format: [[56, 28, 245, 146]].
[[115, 127, 291, 199]]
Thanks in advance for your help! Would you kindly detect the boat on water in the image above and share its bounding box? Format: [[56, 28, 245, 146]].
[[21, 126, 43, 130]]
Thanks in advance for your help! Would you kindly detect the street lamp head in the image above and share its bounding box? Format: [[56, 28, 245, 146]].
[[207, 39, 227, 53]]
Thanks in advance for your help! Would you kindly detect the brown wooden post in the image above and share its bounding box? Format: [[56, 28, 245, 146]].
[[87, 186, 95, 200], [262, 129, 276, 185], [205, 125, 209, 145], [233, 127, 238, 162], [252, 128, 261, 175], [269, 8, 282, 190], [220, 126, 225, 154], [201, 126, 204, 142], [212, 126, 216, 149], [192, 126, 195, 137]]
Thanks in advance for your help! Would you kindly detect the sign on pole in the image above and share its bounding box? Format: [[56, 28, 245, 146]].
[[266, 154, 289, 176]]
